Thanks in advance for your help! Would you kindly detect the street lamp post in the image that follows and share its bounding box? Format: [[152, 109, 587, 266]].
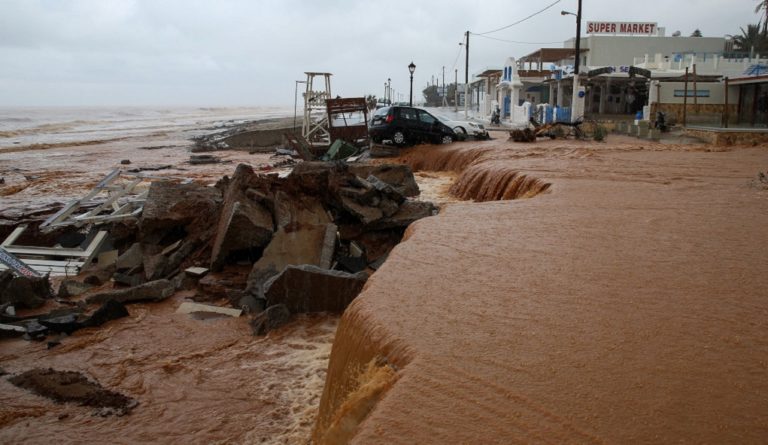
[[562, 0, 583, 122], [408, 61, 416, 106], [387, 78, 391, 104]]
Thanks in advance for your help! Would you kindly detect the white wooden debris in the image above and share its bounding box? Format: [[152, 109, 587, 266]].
[[39, 169, 152, 233], [0, 225, 107, 277]]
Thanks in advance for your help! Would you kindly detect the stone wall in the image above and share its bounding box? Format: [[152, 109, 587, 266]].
[[650, 103, 738, 126], [683, 128, 768, 146]]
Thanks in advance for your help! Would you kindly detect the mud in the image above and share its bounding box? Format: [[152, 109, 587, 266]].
[[315, 136, 768, 443], [8, 368, 136, 414], [0, 293, 338, 444]]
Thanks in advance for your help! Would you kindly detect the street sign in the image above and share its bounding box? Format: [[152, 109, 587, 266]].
[[0, 247, 42, 278]]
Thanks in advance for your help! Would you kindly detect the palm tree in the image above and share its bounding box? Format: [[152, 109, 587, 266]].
[[734, 22, 768, 55], [757, 1, 768, 33]]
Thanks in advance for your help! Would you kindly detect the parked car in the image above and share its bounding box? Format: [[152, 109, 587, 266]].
[[369, 106, 456, 146], [433, 113, 489, 140]]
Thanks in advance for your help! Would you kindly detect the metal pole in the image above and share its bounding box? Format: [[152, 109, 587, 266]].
[[464, 30, 469, 118], [454, 68, 458, 112], [682, 67, 689, 127], [724, 77, 729, 128], [409, 74, 414, 106]]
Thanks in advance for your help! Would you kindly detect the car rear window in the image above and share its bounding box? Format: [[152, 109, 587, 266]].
[[398, 108, 418, 121]]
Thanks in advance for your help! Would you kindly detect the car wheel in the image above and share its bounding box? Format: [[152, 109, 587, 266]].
[[441, 134, 454, 144], [392, 130, 406, 146], [453, 127, 468, 141]]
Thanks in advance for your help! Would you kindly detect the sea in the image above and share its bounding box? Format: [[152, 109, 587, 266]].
[[0, 106, 293, 150]]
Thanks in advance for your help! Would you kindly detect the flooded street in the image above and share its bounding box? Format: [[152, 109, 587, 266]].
[[2, 117, 768, 444]]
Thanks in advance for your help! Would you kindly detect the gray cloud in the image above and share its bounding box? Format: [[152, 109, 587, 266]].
[[0, 0, 758, 106]]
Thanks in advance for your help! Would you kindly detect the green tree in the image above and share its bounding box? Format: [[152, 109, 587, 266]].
[[365, 94, 377, 111], [734, 23, 768, 54], [690, 29, 703, 37]]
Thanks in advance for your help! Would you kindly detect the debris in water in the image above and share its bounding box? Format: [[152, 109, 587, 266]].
[[9, 368, 138, 416]]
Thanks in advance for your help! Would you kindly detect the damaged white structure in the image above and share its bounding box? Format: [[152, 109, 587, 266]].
[[497, 58, 532, 127], [302, 72, 333, 147]]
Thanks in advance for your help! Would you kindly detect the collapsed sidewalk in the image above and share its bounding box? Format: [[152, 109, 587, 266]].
[[0, 160, 437, 343]]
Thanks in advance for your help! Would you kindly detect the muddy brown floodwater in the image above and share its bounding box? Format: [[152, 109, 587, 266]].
[[2, 131, 768, 444], [314, 136, 768, 444]]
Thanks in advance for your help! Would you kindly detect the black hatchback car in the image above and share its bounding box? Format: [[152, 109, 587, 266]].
[[369, 106, 456, 146]]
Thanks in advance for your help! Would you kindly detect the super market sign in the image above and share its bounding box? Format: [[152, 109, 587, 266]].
[[587, 22, 658, 35]]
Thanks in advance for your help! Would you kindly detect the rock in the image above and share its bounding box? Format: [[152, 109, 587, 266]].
[[120, 159, 131, 165], [86, 279, 175, 305], [23, 320, 49, 340], [39, 311, 83, 335], [264, 265, 368, 313], [116, 243, 143, 270], [57, 280, 94, 298], [0, 323, 26, 338], [210, 164, 274, 271], [0, 270, 52, 309], [348, 164, 419, 197], [83, 300, 129, 327], [366, 200, 437, 230], [250, 304, 291, 335]]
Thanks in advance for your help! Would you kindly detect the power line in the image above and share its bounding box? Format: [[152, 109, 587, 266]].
[[473, 0, 562, 35], [470, 33, 563, 45], [451, 43, 464, 70]]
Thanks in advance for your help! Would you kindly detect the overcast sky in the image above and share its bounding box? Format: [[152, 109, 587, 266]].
[[0, 0, 760, 107]]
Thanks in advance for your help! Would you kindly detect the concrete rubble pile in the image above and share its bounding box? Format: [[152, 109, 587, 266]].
[[0, 161, 437, 342]]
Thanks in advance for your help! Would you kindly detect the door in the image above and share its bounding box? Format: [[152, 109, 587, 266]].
[[416, 109, 439, 142]]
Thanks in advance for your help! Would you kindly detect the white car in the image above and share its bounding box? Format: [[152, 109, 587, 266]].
[[432, 113, 489, 140]]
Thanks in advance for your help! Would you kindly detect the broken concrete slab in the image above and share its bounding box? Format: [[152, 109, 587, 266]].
[[211, 164, 275, 271], [264, 265, 368, 313], [273, 190, 330, 229], [0, 269, 52, 309], [143, 253, 169, 281], [139, 180, 222, 241], [349, 164, 420, 197], [365, 200, 437, 230], [176, 302, 242, 317], [185, 267, 209, 277], [116, 243, 143, 271], [339, 196, 384, 225], [113, 272, 145, 287], [0, 322, 26, 337], [250, 304, 291, 335], [246, 223, 336, 295], [367, 174, 406, 204], [86, 279, 175, 305], [57, 280, 94, 298]]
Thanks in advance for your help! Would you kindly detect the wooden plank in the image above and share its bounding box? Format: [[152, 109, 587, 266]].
[[81, 231, 108, 265], [4, 246, 95, 258], [1, 225, 27, 247], [0, 258, 83, 267]]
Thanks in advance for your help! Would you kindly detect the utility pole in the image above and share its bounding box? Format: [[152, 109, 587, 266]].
[[442, 66, 448, 107], [454, 68, 458, 112], [465, 30, 469, 118]]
